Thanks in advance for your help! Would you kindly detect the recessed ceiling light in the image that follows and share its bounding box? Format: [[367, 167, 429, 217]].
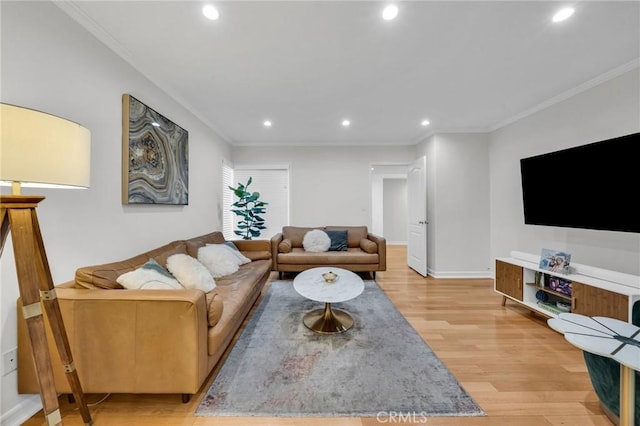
[[421, 119, 430, 127], [552, 7, 574, 23], [382, 4, 399, 21], [203, 4, 220, 21], [151, 122, 160, 127], [263, 120, 272, 127], [342, 119, 351, 127]]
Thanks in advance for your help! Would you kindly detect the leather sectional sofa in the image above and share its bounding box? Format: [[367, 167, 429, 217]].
[[270, 225, 386, 278], [17, 231, 271, 402]]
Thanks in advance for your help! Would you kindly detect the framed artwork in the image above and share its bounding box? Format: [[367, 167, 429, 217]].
[[122, 94, 189, 205]]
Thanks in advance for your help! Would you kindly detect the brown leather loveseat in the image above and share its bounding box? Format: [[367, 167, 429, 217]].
[[17, 231, 271, 402], [270, 226, 386, 278]]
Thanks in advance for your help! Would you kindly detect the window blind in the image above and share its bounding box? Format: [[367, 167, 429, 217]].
[[222, 160, 235, 240]]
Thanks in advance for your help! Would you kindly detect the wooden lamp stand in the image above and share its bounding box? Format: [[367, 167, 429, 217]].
[[0, 195, 92, 426]]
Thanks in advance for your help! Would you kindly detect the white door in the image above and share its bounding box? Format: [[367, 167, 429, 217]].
[[407, 156, 427, 276]]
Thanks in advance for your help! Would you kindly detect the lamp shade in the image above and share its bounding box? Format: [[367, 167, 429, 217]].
[[0, 103, 91, 189]]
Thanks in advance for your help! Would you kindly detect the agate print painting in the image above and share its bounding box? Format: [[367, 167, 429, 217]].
[[122, 94, 189, 205]]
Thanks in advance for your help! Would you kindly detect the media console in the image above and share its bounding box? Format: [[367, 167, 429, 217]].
[[494, 251, 640, 321]]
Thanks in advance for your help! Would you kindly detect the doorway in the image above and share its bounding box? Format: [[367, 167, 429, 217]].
[[370, 164, 408, 244]]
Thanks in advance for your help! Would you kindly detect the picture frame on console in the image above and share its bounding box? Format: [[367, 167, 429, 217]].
[[539, 248, 571, 274], [122, 93, 189, 205]]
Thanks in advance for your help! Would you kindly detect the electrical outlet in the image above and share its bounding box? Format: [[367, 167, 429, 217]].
[[3, 348, 18, 375]]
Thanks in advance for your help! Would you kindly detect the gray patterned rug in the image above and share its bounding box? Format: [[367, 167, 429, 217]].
[[196, 280, 485, 418]]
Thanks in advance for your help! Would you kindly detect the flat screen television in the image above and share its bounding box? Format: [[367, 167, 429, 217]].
[[520, 132, 639, 233]]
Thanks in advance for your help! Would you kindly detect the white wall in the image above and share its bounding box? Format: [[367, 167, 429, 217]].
[[232, 146, 415, 230], [383, 178, 408, 243], [370, 164, 408, 237], [490, 68, 640, 276], [417, 133, 492, 278], [0, 2, 231, 423]]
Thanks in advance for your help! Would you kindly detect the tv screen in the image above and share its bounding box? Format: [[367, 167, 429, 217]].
[[520, 132, 639, 233]]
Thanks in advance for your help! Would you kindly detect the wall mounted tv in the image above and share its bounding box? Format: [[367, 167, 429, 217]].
[[520, 132, 639, 233]]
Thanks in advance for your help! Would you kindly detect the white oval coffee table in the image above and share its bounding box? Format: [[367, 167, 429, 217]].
[[293, 267, 365, 334]]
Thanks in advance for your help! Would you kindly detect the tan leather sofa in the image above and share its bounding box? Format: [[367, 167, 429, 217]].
[[270, 226, 386, 278], [17, 231, 271, 402]]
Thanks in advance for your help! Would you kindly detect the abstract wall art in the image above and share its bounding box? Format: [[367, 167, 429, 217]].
[[122, 94, 189, 205]]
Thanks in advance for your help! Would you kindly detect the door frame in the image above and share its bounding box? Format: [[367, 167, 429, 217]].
[[369, 163, 409, 238]]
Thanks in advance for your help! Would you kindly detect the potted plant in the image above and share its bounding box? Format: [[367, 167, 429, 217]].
[[228, 177, 268, 240]]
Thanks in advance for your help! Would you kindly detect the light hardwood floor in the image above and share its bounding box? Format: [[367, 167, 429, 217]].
[[23, 245, 611, 425]]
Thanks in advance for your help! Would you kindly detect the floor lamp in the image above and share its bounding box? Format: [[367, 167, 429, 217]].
[[0, 103, 93, 425]]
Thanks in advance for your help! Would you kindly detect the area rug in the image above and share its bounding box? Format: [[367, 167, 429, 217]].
[[196, 280, 485, 418]]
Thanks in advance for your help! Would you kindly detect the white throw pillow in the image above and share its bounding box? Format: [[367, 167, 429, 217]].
[[303, 229, 331, 252], [117, 259, 183, 290], [198, 245, 241, 278], [206, 243, 251, 265], [166, 254, 216, 292]]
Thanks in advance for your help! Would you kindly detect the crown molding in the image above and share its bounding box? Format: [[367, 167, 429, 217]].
[[491, 58, 640, 132]]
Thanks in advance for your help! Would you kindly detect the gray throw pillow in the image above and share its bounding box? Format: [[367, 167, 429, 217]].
[[326, 230, 348, 251]]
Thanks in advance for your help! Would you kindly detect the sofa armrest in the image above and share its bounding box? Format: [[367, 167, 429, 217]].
[[367, 233, 387, 271], [232, 239, 272, 263], [270, 233, 283, 271], [232, 239, 271, 252], [18, 287, 209, 395]]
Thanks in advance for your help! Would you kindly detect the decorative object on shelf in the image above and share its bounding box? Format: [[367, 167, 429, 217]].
[[0, 103, 93, 425], [539, 248, 571, 274], [549, 276, 572, 296], [122, 94, 189, 205], [535, 271, 543, 286], [535, 290, 549, 302], [228, 176, 268, 240], [322, 271, 338, 283]]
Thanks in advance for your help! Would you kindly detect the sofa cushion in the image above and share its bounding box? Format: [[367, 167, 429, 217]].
[[242, 250, 272, 261], [360, 238, 378, 254], [207, 259, 271, 356], [303, 229, 331, 252], [325, 226, 368, 248], [154, 243, 190, 268], [282, 226, 321, 248], [116, 259, 183, 290], [326, 230, 348, 251], [205, 291, 224, 327], [185, 231, 227, 257], [277, 248, 379, 265], [166, 254, 216, 292], [278, 239, 292, 253], [75, 241, 187, 289]]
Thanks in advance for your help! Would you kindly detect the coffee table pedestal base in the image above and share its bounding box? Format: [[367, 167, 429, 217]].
[[303, 303, 354, 334]]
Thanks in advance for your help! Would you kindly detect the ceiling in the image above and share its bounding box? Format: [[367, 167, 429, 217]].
[[57, 1, 640, 147]]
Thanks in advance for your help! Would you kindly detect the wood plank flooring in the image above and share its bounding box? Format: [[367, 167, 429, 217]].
[[23, 245, 611, 425]]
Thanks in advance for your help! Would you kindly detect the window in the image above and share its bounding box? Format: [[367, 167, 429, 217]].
[[223, 163, 289, 240], [222, 160, 235, 240]]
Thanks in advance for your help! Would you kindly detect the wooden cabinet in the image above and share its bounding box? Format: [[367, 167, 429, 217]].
[[495, 260, 523, 302], [495, 252, 639, 321], [572, 282, 628, 321]]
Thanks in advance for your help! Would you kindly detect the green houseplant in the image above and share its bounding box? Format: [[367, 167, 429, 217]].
[[228, 177, 268, 240]]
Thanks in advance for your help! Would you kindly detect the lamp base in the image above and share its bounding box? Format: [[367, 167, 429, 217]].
[[1, 195, 92, 425]]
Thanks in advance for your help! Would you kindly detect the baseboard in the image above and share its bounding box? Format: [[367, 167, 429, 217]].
[[427, 269, 493, 279], [1, 395, 41, 426]]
